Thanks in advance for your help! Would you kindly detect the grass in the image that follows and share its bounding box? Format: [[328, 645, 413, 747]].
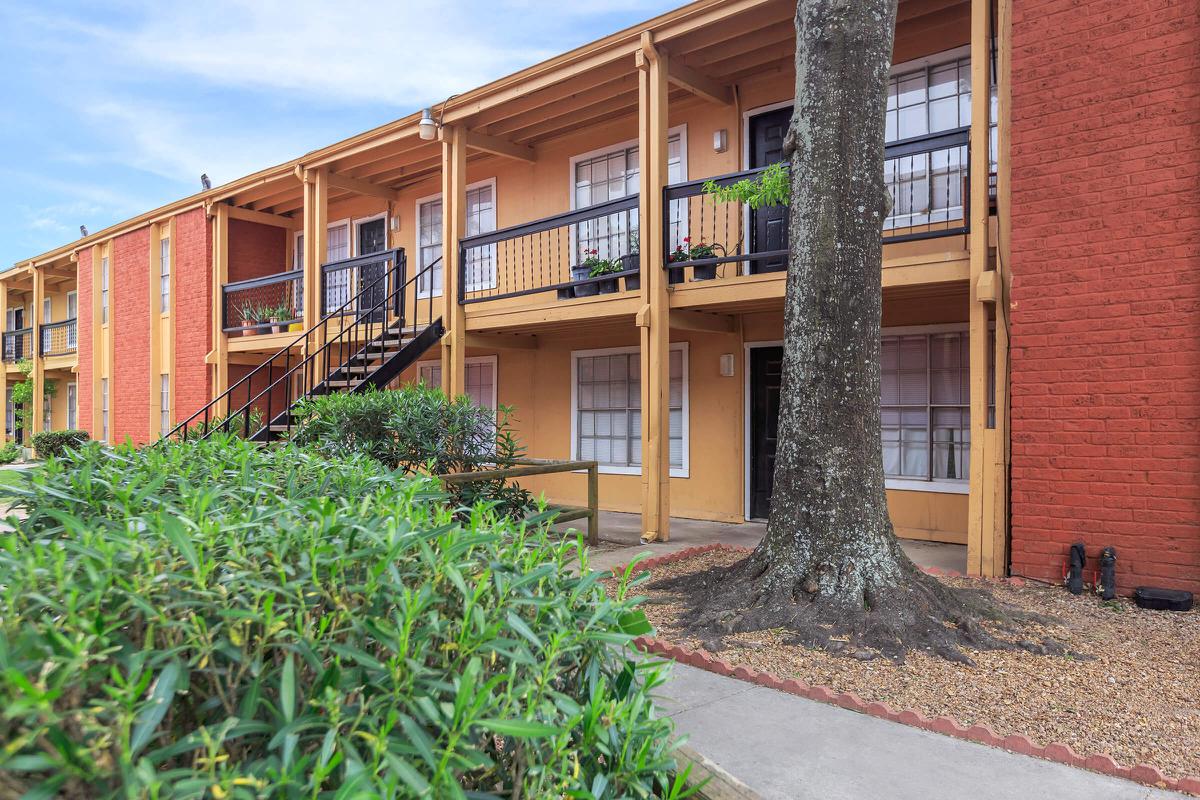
[[0, 466, 35, 500]]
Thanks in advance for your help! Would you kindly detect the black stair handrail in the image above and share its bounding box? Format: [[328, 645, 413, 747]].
[[228, 257, 440, 441], [166, 248, 416, 440]]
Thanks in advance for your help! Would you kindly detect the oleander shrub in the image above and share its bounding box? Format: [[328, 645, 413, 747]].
[[0, 437, 687, 798], [0, 441, 20, 465], [290, 385, 533, 518], [29, 429, 89, 459]]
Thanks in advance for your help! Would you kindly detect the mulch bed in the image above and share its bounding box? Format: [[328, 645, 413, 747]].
[[606, 546, 1200, 791]]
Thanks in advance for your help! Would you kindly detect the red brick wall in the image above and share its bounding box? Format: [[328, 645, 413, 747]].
[[76, 248, 93, 437], [1009, 0, 1200, 593], [173, 208, 212, 426], [111, 227, 151, 445], [228, 219, 287, 283]]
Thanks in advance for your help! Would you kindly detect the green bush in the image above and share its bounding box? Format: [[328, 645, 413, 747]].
[[0, 441, 20, 465], [0, 437, 686, 798], [290, 385, 533, 518], [29, 429, 89, 459]]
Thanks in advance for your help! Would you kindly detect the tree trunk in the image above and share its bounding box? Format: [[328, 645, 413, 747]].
[[659, 0, 1037, 662]]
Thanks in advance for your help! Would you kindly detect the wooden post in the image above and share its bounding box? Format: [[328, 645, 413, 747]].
[[637, 31, 671, 544], [993, 0, 1014, 572], [213, 205, 231, 412], [91, 245, 103, 437], [30, 267, 44, 437], [967, 0, 994, 576], [302, 168, 329, 391], [148, 222, 162, 439], [441, 125, 468, 399], [587, 462, 599, 546]]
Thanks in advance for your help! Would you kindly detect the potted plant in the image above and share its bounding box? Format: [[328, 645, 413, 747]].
[[619, 253, 640, 291], [270, 304, 293, 334], [669, 237, 722, 281], [590, 258, 623, 294], [238, 301, 260, 335], [571, 250, 604, 298]]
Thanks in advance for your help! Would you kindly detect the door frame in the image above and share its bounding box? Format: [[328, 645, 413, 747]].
[[743, 339, 783, 520], [741, 101, 793, 276]]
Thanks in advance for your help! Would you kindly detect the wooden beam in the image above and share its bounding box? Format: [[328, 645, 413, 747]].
[[669, 309, 735, 333], [326, 170, 402, 202], [656, 52, 734, 106], [465, 332, 538, 350], [226, 204, 295, 228], [441, 125, 468, 398], [462, 130, 536, 162]]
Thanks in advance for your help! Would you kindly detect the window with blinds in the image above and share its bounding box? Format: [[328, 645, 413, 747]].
[[418, 184, 496, 297], [880, 331, 971, 482], [160, 237, 171, 312], [417, 359, 496, 411], [574, 347, 685, 471]]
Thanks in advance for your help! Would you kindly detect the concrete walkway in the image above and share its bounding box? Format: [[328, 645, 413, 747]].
[[572, 511, 967, 576], [660, 662, 1188, 800]]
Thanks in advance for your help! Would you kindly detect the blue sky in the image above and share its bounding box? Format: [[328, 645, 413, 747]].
[[0, 0, 678, 268]]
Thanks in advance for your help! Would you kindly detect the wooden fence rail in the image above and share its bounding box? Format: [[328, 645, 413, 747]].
[[438, 457, 599, 545]]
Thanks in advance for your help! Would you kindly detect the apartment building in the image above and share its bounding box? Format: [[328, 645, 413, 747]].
[[5, 0, 1196, 594]]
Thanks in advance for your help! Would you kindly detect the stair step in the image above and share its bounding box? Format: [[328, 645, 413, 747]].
[[268, 424, 292, 433]]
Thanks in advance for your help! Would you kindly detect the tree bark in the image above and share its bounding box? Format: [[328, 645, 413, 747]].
[[658, 0, 1041, 662]]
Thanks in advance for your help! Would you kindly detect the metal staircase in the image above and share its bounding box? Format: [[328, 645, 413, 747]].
[[167, 249, 443, 443]]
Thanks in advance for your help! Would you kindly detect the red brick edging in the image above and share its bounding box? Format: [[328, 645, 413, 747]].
[[610, 543, 1200, 796]]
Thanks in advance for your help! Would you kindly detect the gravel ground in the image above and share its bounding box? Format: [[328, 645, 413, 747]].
[[614, 549, 1200, 781]]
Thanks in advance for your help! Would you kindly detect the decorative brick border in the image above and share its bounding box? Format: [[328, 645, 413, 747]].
[[608, 544, 1200, 796]]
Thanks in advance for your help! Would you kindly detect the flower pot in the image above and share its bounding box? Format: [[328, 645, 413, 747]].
[[241, 326, 257, 337], [596, 277, 619, 294], [288, 322, 304, 332], [623, 273, 640, 292], [573, 281, 599, 298], [270, 318, 285, 334], [619, 253, 640, 291], [693, 263, 718, 281], [557, 287, 575, 300]]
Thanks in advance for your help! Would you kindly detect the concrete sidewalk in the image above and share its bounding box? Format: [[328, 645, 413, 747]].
[[659, 663, 1187, 800]]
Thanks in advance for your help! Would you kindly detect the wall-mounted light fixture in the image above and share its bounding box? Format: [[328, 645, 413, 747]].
[[719, 353, 735, 377], [418, 108, 438, 141], [713, 129, 728, 154], [390, 215, 400, 232]]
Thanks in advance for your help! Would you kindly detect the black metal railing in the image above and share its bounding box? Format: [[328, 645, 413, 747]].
[[322, 248, 405, 318], [459, 195, 642, 304], [3, 328, 32, 363], [662, 166, 788, 281], [40, 318, 77, 356], [883, 126, 971, 243], [222, 269, 303, 334], [168, 250, 441, 443]]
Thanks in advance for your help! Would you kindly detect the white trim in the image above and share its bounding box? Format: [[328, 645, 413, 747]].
[[66, 290, 78, 318], [569, 342, 689, 479], [891, 43, 971, 77], [352, 212, 387, 256], [885, 478, 970, 495], [742, 339, 782, 520], [66, 382, 77, 430], [882, 322, 968, 336]]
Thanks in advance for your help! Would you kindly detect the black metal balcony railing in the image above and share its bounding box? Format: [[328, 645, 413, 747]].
[[882, 125, 971, 243], [222, 269, 303, 334], [3, 328, 32, 363], [40, 318, 77, 357], [321, 249, 405, 320], [459, 195, 641, 304]]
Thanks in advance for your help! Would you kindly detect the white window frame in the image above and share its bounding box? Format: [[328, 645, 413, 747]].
[[66, 290, 78, 319], [159, 374, 171, 436], [352, 212, 388, 256], [100, 378, 109, 443], [159, 234, 171, 314], [414, 178, 497, 299], [569, 343, 689, 479], [100, 255, 110, 325], [567, 126, 688, 264], [66, 382, 77, 430], [42, 389, 51, 431], [415, 355, 499, 413], [42, 298, 52, 323]]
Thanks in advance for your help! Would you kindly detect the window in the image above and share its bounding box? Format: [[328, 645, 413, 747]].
[[417, 358, 496, 411], [42, 298, 52, 323], [100, 256, 110, 324], [42, 391, 51, 431], [160, 374, 170, 434], [880, 330, 970, 485], [571, 133, 685, 263], [5, 387, 13, 438], [159, 236, 171, 313], [100, 379, 109, 443], [66, 383, 77, 430], [884, 50, 998, 231], [323, 222, 353, 311], [293, 232, 304, 271], [572, 345, 687, 475], [66, 292, 78, 350], [417, 182, 497, 297]]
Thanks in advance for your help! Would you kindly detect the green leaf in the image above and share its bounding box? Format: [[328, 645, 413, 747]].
[[617, 610, 652, 637], [130, 661, 181, 756], [281, 654, 296, 723], [476, 719, 564, 739]]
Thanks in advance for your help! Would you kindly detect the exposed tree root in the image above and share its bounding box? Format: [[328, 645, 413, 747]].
[[652, 551, 1070, 665]]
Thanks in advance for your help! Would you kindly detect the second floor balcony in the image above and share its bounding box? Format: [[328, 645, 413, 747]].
[[40, 318, 78, 358]]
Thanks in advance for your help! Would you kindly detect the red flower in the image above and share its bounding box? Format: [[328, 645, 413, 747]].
[[683, 237, 691, 243]]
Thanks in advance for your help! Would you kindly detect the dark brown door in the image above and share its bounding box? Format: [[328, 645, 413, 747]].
[[749, 106, 792, 274], [750, 346, 783, 519]]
